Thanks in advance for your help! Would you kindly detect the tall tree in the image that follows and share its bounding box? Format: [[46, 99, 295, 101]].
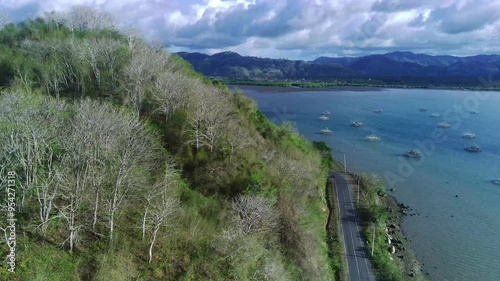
[[122, 42, 168, 113], [103, 107, 161, 240], [151, 71, 190, 121], [0, 13, 10, 30], [186, 84, 233, 152], [0, 93, 67, 217], [142, 166, 179, 263]]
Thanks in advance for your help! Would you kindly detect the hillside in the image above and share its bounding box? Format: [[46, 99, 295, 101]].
[[0, 8, 340, 281], [176, 51, 351, 80], [177, 51, 500, 87]]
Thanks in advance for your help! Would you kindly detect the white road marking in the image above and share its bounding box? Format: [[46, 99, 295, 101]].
[[333, 177, 351, 280], [346, 177, 374, 281], [343, 186, 362, 279]]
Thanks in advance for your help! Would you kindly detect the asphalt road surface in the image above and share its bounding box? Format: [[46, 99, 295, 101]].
[[330, 170, 375, 281]]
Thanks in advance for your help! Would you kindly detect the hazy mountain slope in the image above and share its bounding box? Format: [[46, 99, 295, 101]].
[[178, 50, 500, 85]]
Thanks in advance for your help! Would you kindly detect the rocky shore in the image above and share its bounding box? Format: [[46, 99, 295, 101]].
[[339, 168, 429, 280], [381, 192, 428, 280]]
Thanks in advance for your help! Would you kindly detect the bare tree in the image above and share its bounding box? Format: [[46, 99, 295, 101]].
[[185, 84, 233, 152], [51, 99, 126, 250], [20, 39, 75, 97], [103, 109, 161, 240], [75, 38, 123, 88], [0, 93, 67, 219], [33, 124, 64, 233], [62, 41, 92, 95], [0, 13, 10, 29], [44, 11, 67, 31], [52, 6, 114, 32], [123, 42, 169, 113], [231, 195, 278, 235], [142, 167, 179, 263], [0, 93, 71, 233], [68, 100, 120, 230], [121, 26, 141, 50], [151, 72, 190, 121], [55, 153, 90, 252], [225, 122, 252, 162], [54, 102, 102, 251]]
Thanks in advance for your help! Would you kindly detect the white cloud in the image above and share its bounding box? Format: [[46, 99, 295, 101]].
[[2, 0, 500, 59]]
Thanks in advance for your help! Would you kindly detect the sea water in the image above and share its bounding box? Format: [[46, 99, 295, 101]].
[[240, 85, 500, 281]]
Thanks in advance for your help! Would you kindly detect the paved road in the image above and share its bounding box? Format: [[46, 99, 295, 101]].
[[330, 170, 375, 281]]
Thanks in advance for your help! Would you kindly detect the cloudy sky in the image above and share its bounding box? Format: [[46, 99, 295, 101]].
[[2, 0, 500, 60]]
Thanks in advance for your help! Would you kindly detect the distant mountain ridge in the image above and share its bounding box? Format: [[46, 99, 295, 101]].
[[177, 51, 500, 86]]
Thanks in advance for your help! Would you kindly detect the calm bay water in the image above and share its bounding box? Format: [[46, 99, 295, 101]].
[[240, 85, 500, 281]]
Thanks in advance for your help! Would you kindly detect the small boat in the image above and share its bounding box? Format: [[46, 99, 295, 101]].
[[351, 121, 363, 127], [464, 144, 481, 152], [430, 112, 440, 118], [438, 122, 451, 128], [374, 109, 384, 113], [491, 179, 500, 186], [405, 148, 423, 158], [322, 110, 331, 115], [469, 110, 479, 114], [462, 131, 476, 139], [319, 114, 330, 120], [419, 108, 428, 112], [364, 134, 381, 142], [320, 127, 333, 135]]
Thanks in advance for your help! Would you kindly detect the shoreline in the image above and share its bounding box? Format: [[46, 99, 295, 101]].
[[228, 84, 389, 93], [382, 192, 427, 280], [228, 82, 500, 92], [343, 171, 428, 281], [232, 84, 386, 92]]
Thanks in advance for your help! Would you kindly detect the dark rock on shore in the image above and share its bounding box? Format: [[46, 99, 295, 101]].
[[383, 195, 427, 280]]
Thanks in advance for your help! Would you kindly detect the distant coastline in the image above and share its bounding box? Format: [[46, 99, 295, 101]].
[[225, 79, 500, 91], [178, 51, 500, 91], [229, 84, 385, 93]]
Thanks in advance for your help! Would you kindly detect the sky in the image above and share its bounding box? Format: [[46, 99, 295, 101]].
[[2, 0, 500, 60]]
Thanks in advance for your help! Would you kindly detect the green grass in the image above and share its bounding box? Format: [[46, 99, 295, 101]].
[[1, 237, 81, 281]]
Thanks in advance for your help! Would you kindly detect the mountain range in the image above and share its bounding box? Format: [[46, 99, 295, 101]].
[[177, 51, 500, 87]]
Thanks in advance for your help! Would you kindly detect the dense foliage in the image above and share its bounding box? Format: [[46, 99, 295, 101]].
[[0, 8, 335, 281]]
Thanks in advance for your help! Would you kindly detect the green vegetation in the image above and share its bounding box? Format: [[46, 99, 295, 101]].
[[356, 173, 405, 281], [0, 7, 339, 281], [311, 140, 346, 281]]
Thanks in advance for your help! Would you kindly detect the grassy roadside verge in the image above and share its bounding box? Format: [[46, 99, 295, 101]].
[[313, 142, 346, 281]]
